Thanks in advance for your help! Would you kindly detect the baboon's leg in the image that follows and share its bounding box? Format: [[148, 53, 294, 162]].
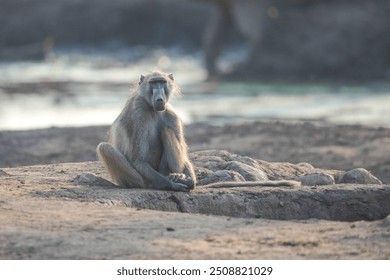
[[115, 132, 189, 191], [159, 128, 196, 189], [132, 159, 190, 192], [183, 161, 197, 187], [96, 142, 144, 188], [160, 128, 186, 174], [158, 150, 171, 176], [159, 153, 194, 188]]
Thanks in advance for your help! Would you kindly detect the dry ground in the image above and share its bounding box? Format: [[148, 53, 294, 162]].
[[0, 120, 389, 259]]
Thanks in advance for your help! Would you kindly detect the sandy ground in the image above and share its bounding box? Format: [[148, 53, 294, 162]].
[[0, 162, 389, 259], [0, 120, 389, 259]]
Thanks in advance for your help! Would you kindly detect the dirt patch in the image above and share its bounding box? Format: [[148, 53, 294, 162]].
[[0, 161, 389, 259]]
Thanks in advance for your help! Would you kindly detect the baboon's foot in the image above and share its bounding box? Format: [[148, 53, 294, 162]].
[[168, 173, 195, 189], [171, 182, 192, 192]]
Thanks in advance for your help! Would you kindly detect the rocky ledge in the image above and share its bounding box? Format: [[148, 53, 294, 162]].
[[1, 150, 389, 259], [2, 150, 388, 222]]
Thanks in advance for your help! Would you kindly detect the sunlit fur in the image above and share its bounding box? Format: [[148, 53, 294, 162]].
[[97, 71, 196, 192], [97, 71, 300, 191]]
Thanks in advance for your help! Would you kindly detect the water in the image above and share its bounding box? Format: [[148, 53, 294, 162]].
[[1, 47, 389, 130]]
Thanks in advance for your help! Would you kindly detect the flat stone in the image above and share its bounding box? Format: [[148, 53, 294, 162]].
[[298, 172, 335, 186]]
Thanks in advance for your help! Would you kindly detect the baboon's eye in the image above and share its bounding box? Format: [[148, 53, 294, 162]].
[[149, 79, 166, 85]]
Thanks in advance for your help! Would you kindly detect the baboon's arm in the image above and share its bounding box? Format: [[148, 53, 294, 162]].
[[160, 127, 187, 173]]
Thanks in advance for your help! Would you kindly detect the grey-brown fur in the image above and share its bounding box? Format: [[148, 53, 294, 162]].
[[97, 71, 299, 191], [97, 71, 196, 192]]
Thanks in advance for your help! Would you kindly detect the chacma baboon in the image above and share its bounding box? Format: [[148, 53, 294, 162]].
[[97, 71, 300, 191], [97, 71, 196, 192]]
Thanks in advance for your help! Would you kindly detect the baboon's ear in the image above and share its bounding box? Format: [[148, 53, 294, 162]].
[[138, 74, 145, 85], [168, 73, 174, 81]]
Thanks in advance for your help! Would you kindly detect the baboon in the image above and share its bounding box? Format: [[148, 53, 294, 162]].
[[97, 71, 299, 192], [97, 71, 196, 192]]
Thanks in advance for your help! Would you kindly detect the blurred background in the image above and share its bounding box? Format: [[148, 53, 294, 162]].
[[1, 0, 390, 130]]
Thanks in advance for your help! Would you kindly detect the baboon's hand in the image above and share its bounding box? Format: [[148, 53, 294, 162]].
[[168, 173, 187, 182]]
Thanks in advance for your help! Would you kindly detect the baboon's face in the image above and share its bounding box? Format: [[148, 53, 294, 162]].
[[149, 77, 169, 111], [139, 73, 175, 111]]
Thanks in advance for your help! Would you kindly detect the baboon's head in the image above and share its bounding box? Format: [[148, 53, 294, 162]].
[[138, 71, 177, 111]]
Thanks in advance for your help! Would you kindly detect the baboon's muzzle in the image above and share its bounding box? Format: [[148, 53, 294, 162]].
[[154, 99, 166, 111], [153, 88, 166, 111]]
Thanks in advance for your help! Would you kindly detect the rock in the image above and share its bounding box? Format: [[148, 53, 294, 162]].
[[338, 168, 382, 185], [198, 170, 245, 185], [298, 172, 335, 186], [2, 151, 388, 222], [72, 172, 116, 188], [191, 150, 260, 170], [25, 151, 385, 222], [224, 161, 268, 181], [190, 150, 383, 187], [381, 215, 390, 228], [192, 150, 296, 184]]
